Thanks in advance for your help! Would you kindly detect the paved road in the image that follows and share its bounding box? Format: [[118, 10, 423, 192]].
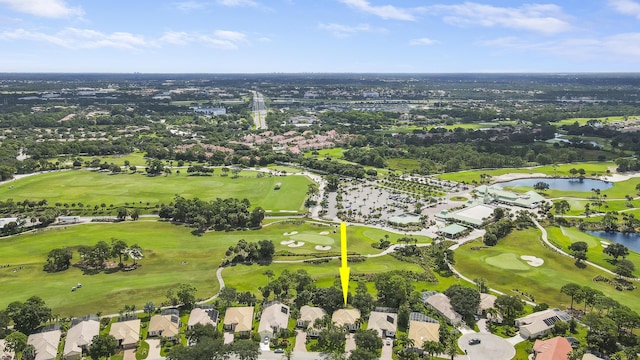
[[252, 91, 268, 130]]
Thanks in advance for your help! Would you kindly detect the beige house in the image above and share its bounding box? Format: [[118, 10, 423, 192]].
[[109, 318, 141, 349], [258, 302, 290, 339], [297, 306, 326, 331], [408, 312, 440, 350], [27, 330, 61, 360], [63, 319, 100, 359], [477, 293, 503, 323], [332, 309, 361, 332], [515, 308, 571, 339], [424, 293, 462, 324], [224, 307, 254, 335], [148, 315, 180, 342], [188, 308, 218, 330], [366, 311, 397, 338]]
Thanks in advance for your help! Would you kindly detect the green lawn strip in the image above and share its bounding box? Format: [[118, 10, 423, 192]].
[[546, 226, 640, 276], [0, 220, 419, 315], [454, 228, 640, 313], [222, 256, 426, 295], [436, 162, 615, 183], [303, 147, 345, 159], [0, 169, 311, 212], [554, 199, 638, 216], [386, 158, 421, 171], [556, 116, 638, 126], [264, 165, 305, 173], [73, 152, 148, 167]]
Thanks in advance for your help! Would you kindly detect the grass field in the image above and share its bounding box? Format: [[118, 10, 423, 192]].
[[437, 162, 615, 184], [554, 198, 639, 216], [0, 170, 311, 212], [0, 221, 428, 315], [556, 116, 639, 126], [546, 226, 640, 276], [387, 158, 421, 171], [73, 152, 148, 166], [455, 228, 640, 313], [303, 147, 345, 159]]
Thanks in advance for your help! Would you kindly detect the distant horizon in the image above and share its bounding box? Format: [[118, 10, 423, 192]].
[[1, 1, 639, 73], [2, 71, 640, 75]]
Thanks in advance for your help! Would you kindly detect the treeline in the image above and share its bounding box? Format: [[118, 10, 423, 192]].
[[159, 195, 265, 231], [298, 158, 366, 178], [46, 239, 143, 273], [223, 239, 275, 264]]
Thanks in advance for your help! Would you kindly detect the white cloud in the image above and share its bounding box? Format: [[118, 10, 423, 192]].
[[159, 30, 249, 49], [0, 27, 148, 49], [175, 1, 209, 11], [338, 0, 415, 21], [217, 0, 259, 7], [318, 22, 385, 37], [423, 2, 571, 34], [409, 37, 437, 46], [609, 0, 640, 19], [482, 33, 640, 59], [0, 0, 83, 18]]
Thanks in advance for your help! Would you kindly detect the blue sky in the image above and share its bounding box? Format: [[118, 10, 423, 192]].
[[0, 0, 639, 72]]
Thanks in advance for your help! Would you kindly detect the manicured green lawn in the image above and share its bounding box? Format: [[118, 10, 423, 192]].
[[73, 152, 148, 166], [387, 158, 421, 171], [0, 220, 427, 315], [0, 169, 311, 212], [454, 228, 640, 313], [546, 226, 640, 276], [554, 199, 638, 216], [303, 147, 345, 159], [437, 162, 615, 184], [556, 115, 638, 126]]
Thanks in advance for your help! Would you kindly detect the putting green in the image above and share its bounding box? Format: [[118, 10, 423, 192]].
[[289, 233, 335, 245], [485, 253, 531, 271]]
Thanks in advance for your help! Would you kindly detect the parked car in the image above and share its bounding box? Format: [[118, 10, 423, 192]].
[[468, 338, 481, 345], [385, 338, 392, 346], [274, 349, 284, 354]]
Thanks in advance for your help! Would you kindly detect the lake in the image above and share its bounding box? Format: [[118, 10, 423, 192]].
[[498, 177, 613, 192], [585, 231, 640, 253]]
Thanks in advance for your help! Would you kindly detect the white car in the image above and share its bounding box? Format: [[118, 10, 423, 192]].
[[385, 338, 392, 346]]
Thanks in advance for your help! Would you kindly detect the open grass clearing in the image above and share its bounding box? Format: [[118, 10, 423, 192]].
[[387, 158, 421, 171], [303, 147, 345, 159], [0, 220, 422, 315], [437, 162, 615, 184], [556, 116, 639, 126], [0, 169, 311, 212], [455, 228, 640, 313], [546, 226, 640, 276]]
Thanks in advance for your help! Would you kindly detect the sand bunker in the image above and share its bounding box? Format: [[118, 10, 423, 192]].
[[283, 231, 299, 236], [288, 241, 305, 248], [492, 172, 548, 182], [315, 245, 332, 251], [280, 240, 295, 245], [319, 231, 330, 235], [601, 241, 610, 248], [521, 255, 544, 267]]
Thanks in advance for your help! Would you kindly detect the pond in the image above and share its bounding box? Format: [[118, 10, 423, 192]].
[[498, 177, 613, 192], [585, 231, 640, 253]]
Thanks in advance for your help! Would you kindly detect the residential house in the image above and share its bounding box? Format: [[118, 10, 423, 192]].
[[109, 318, 141, 349], [27, 329, 61, 360], [297, 306, 326, 338], [224, 307, 254, 336], [477, 293, 503, 323], [366, 311, 398, 338], [188, 307, 218, 330], [63, 318, 100, 359], [0, 339, 14, 360], [408, 312, 440, 350], [515, 309, 572, 339], [148, 315, 180, 342], [332, 309, 361, 332], [423, 292, 462, 324], [533, 336, 573, 360], [258, 302, 290, 340]]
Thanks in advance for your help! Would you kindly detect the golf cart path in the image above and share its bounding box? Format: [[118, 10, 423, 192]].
[[531, 217, 639, 281]]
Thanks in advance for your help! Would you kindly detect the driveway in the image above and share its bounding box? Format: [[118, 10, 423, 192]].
[[224, 332, 235, 344], [458, 333, 515, 360], [477, 319, 490, 333], [380, 339, 393, 360], [295, 330, 308, 352], [146, 339, 164, 360], [122, 348, 137, 360], [345, 333, 356, 354]]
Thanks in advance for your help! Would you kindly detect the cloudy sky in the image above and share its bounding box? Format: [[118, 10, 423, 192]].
[[0, 0, 639, 72]]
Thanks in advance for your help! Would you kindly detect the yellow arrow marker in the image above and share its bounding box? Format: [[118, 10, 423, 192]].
[[339, 222, 350, 305]]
